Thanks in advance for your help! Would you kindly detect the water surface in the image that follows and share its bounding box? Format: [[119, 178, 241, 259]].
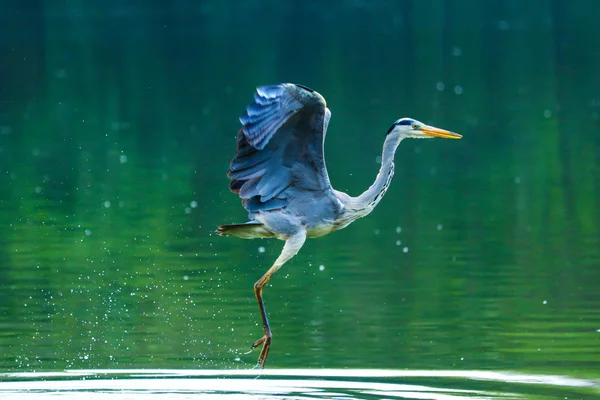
[[1, 369, 599, 399]]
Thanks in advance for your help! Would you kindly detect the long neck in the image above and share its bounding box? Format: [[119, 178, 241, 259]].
[[348, 134, 402, 213]]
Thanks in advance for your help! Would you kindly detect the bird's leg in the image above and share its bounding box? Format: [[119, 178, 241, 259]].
[[251, 230, 306, 368]]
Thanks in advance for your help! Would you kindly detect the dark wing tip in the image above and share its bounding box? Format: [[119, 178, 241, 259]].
[[229, 178, 244, 194], [294, 84, 315, 93]]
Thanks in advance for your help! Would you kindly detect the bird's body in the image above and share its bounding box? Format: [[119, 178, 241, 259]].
[[218, 83, 461, 368]]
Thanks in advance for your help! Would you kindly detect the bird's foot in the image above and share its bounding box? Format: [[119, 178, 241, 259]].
[[249, 334, 271, 368]]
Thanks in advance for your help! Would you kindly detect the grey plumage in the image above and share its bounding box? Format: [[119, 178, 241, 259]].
[[218, 83, 462, 368], [227, 83, 334, 217]]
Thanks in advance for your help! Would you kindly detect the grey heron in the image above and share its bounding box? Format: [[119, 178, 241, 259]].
[[217, 83, 462, 368]]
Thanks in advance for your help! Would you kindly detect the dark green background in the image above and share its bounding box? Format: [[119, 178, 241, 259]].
[[0, 0, 598, 381]]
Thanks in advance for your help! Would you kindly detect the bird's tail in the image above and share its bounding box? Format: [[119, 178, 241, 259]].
[[216, 222, 275, 239]]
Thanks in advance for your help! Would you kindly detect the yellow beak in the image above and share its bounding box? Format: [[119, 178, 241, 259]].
[[421, 125, 462, 139]]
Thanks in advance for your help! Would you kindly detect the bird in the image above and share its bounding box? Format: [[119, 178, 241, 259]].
[[217, 83, 462, 368]]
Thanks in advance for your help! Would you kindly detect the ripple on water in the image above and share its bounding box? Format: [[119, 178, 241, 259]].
[[0, 369, 598, 399]]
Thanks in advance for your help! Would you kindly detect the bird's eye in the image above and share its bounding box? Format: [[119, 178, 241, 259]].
[[412, 124, 420, 130]]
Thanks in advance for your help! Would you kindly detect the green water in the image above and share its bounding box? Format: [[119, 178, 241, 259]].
[[1, 0, 599, 394]]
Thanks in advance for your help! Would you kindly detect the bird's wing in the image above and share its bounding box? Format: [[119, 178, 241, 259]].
[[227, 83, 334, 213]]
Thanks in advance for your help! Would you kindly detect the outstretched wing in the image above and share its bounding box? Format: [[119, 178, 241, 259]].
[[227, 83, 333, 213]]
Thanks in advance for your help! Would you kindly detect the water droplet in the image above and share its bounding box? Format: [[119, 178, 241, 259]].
[[454, 85, 463, 95], [542, 300, 547, 305], [403, 247, 409, 253], [319, 265, 325, 271], [395, 240, 401, 246], [437, 224, 443, 231], [515, 176, 521, 184], [85, 229, 92, 236], [543, 109, 552, 118], [436, 82, 445, 91], [374, 229, 380, 235], [451, 46, 462, 56], [498, 20, 510, 30], [258, 246, 265, 253], [103, 201, 111, 208], [190, 201, 198, 208], [183, 275, 189, 281], [396, 226, 402, 233], [119, 154, 127, 163]]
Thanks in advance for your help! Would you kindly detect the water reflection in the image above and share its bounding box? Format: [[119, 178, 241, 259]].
[[1, 148, 599, 374]]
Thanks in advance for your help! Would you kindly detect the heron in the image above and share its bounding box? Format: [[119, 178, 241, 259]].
[[217, 83, 462, 368]]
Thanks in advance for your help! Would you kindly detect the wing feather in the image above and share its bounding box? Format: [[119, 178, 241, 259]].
[[227, 83, 333, 213], [239, 85, 303, 150]]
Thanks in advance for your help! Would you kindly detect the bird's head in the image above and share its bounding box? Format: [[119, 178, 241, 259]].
[[387, 118, 462, 140]]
